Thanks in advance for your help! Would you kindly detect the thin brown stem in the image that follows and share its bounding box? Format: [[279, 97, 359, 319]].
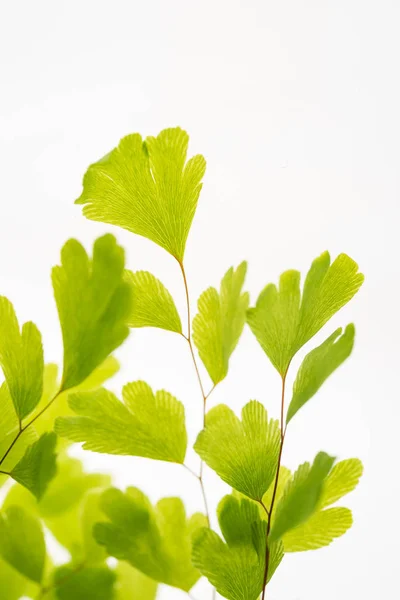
[[261, 372, 288, 600], [178, 259, 217, 600], [0, 390, 62, 468]]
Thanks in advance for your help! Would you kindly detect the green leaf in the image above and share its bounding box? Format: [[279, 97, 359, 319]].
[[319, 458, 363, 509], [56, 381, 187, 464], [282, 507, 353, 552], [193, 262, 249, 384], [75, 127, 206, 261], [192, 495, 283, 600], [53, 564, 116, 600], [286, 324, 355, 423], [80, 489, 110, 564], [194, 401, 280, 501], [247, 252, 364, 375], [0, 296, 44, 419], [269, 452, 335, 542], [0, 557, 38, 600], [124, 270, 182, 333], [10, 432, 57, 499], [31, 358, 120, 441], [116, 562, 158, 600], [52, 234, 131, 390], [94, 487, 207, 591], [0, 505, 46, 583]]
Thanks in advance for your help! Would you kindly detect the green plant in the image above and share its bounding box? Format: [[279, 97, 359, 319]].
[[0, 127, 364, 600]]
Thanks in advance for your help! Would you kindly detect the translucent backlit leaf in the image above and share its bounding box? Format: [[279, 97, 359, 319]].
[[247, 252, 364, 375], [0, 505, 46, 583], [282, 507, 353, 552], [269, 452, 335, 542], [319, 458, 363, 509], [193, 262, 249, 384], [0, 296, 44, 419], [116, 561, 158, 600], [53, 564, 116, 600], [76, 127, 206, 261], [124, 270, 182, 333], [94, 487, 207, 591], [52, 234, 131, 390], [194, 401, 280, 501], [56, 381, 187, 464], [10, 432, 57, 499], [192, 495, 283, 600], [287, 324, 355, 423]]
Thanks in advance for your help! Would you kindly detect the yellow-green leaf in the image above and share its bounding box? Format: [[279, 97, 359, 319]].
[[94, 487, 206, 591], [76, 127, 206, 261], [192, 494, 283, 600], [287, 324, 355, 423], [0, 505, 46, 583], [282, 507, 353, 552], [0, 297, 44, 419], [194, 401, 280, 501], [319, 458, 363, 509], [124, 270, 182, 333], [56, 382, 187, 464], [10, 432, 57, 500], [247, 252, 364, 375], [193, 262, 249, 384], [116, 562, 158, 600], [52, 235, 131, 390]]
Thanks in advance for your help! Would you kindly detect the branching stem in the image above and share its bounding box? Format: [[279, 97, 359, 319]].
[[0, 389, 62, 468], [178, 259, 216, 600]]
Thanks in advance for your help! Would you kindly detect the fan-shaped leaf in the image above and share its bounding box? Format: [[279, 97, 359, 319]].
[[0, 297, 44, 419], [287, 324, 355, 423], [319, 458, 363, 509], [52, 234, 131, 390], [269, 452, 335, 542], [193, 262, 249, 384], [10, 432, 57, 499], [194, 401, 280, 501], [124, 270, 182, 333], [76, 127, 206, 261], [116, 562, 158, 600], [56, 382, 187, 464], [282, 507, 353, 552], [53, 564, 116, 600], [192, 495, 283, 600], [94, 487, 206, 591], [247, 252, 364, 375], [0, 505, 46, 583]]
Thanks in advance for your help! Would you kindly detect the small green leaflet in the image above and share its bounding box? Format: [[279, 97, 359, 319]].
[[75, 127, 206, 261], [32, 357, 120, 441], [192, 494, 283, 600], [0, 382, 37, 480], [52, 564, 116, 600], [194, 401, 280, 501], [281, 458, 363, 552], [247, 252, 364, 375], [193, 262, 249, 384], [319, 457, 363, 509], [56, 381, 187, 464], [94, 487, 207, 591], [0, 505, 46, 583], [269, 452, 335, 542], [286, 324, 355, 423], [116, 562, 158, 600], [0, 296, 44, 419], [52, 234, 131, 390], [10, 432, 57, 499], [124, 270, 182, 333], [282, 507, 353, 552], [0, 556, 37, 600]]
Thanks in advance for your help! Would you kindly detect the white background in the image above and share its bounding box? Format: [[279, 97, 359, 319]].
[[1, 1, 399, 599]]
